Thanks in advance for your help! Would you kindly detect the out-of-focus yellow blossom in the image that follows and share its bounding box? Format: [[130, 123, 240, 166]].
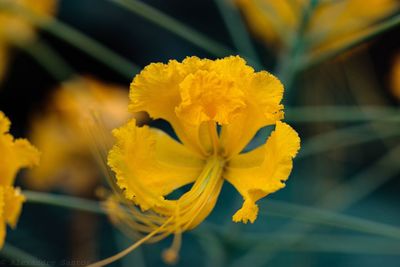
[[0, 0, 57, 81], [100, 56, 300, 266], [390, 53, 400, 100], [236, 0, 399, 54], [0, 111, 40, 248], [26, 77, 138, 195]]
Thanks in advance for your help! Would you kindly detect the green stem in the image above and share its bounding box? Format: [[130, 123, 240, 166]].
[[299, 120, 400, 159], [107, 0, 234, 57], [260, 200, 400, 240], [15, 39, 75, 82], [41, 19, 140, 79], [24, 189, 400, 243], [0, 1, 140, 79], [227, 234, 400, 255], [23, 191, 105, 215], [276, 0, 318, 96], [286, 106, 400, 123], [213, 0, 262, 69], [0, 243, 53, 267]]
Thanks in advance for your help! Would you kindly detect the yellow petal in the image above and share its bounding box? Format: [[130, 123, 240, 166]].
[[225, 121, 300, 223], [175, 70, 246, 125], [0, 186, 25, 248], [0, 112, 40, 186], [0, 111, 11, 134], [108, 119, 205, 211], [129, 58, 211, 155], [220, 70, 284, 158], [2, 186, 25, 228], [0, 0, 57, 43], [25, 76, 132, 193], [129, 56, 283, 158]]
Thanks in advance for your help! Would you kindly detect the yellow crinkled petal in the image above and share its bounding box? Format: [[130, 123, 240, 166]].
[[129, 58, 209, 155], [0, 112, 40, 186], [225, 121, 300, 223], [108, 119, 205, 211], [176, 70, 246, 125], [221, 70, 284, 158], [2, 186, 25, 228], [0, 186, 25, 248], [0, 112, 11, 134], [129, 56, 283, 157], [13, 139, 41, 168]]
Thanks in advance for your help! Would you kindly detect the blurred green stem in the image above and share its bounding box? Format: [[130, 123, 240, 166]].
[[213, 0, 262, 69], [23, 190, 400, 242], [260, 200, 400, 240], [276, 0, 318, 96], [15, 39, 75, 82], [107, 0, 234, 57], [23, 191, 105, 215], [0, 1, 140, 79], [0, 243, 53, 267], [227, 234, 400, 255], [299, 120, 400, 158], [41, 19, 140, 79], [286, 106, 400, 123]]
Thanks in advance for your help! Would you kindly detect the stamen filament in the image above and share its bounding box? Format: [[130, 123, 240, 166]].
[[86, 217, 172, 267]]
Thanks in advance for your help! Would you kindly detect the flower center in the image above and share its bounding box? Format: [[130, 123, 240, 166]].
[[175, 70, 246, 125]]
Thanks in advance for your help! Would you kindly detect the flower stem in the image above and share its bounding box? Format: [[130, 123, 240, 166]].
[[213, 0, 263, 69], [0, 1, 140, 79], [23, 190, 105, 215], [0, 243, 53, 267], [107, 0, 234, 57], [15, 39, 75, 82]]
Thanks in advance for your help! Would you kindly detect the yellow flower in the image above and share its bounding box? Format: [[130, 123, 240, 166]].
[[0, 0, 57, 81], [0, 111, 39, 248], [0, 0, 57, 43], [26, 77, 142, 195], [236, 0, 399, 53], [98, 56, 299, 266]]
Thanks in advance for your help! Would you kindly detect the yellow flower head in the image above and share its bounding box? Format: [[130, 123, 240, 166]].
[[104, 56, 300, 264], [0, 0, 57, 82], [0, 111, 39, 248], [236, 0, 399, 53], [0, 0, 57, 43], [26, 77, 137, 195]]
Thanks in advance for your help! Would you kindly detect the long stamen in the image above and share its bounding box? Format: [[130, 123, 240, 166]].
[[162, 205, 182, 265], [86, 218, 173, 267]]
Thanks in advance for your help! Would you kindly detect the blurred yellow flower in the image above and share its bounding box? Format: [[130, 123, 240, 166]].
[[101, 56, 299, 265], [26, 77, 140, 195], [236, 0, 399, 54], [390, 53, 400, 100], [0, 111, 39, 248], [0, 0, 57, 81]]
